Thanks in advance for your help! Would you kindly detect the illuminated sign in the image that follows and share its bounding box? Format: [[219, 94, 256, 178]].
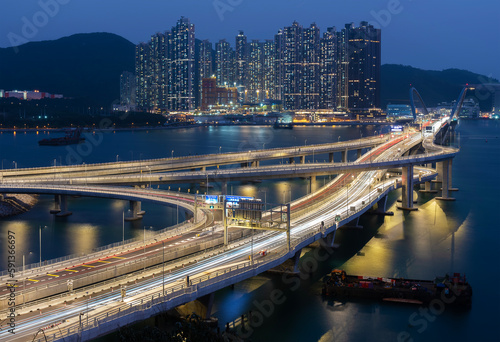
[[391, 125, 403, 132], [225, 195, 253, 203], [205, 195, 218, 204]]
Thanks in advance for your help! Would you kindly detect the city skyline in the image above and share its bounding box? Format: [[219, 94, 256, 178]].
[[1, 0, 499, 80], [132, 18, 381, 113]]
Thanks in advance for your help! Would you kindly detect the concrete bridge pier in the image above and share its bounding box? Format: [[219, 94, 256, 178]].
[[329, 152, 334, 163], [56, 195, 72, 217], [309, 176, 316, 193], [357, 149, 362, 159], [125, 200, 145, 221], [251, 160, 260, 167], [398, 166, 418, 211], [341, 149, 347, 163], [448, 159, 459, 192], [436, 159, 455, 201], [322, 229, 339, 249], [299, 156, 305, 164], [176, 292, 215, 321], [419, 181, 437, 193], [340, 216, 363, 230], [368, 195, 394, 216], [50, 195, 61, 214], [289, 157, 294, 164]]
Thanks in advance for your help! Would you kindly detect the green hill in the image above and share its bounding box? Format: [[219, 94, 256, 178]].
[[0, 33, 135, 106], [381, 64, 498, 111], [1, 33, 497, 111]]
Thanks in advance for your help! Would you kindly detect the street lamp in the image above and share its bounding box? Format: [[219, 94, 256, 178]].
[[338, 136, 341, 143], [146, 166, 152, 188], [116, 154, 119, 162], [39, 225, 47, 267], [155, 238, 165, 296]]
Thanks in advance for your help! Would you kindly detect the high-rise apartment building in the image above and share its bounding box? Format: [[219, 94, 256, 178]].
[[215, 39, 235, 87], [135, 43, 151, 110], [235, 31, 247, 88], [120, 71, 137, 108], [135, 17, 196, 112], [302, 23, 321, 109], [337, 22, 381, 112], [263, 40, 276, 100], [169, 17, 196, 110], [320, 27, 337, 109], [134, 18, 380, 113]]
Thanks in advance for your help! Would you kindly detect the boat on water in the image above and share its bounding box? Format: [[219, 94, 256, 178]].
[[38, 128, 85, 146], [322, 270, 472, 308], [273, 121, 293, 129]]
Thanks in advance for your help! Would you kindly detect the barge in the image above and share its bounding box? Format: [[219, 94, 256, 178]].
[[39, 128, 85, 146], [322, 270, 472, 308]]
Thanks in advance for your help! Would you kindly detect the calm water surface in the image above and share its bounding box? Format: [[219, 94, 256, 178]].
[[0, 121, 498, 341]]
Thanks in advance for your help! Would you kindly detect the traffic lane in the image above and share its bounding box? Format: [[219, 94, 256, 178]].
[[1, 230, 208, 293]]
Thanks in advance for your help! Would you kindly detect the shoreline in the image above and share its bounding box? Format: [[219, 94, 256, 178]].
[[0, 120, 404, 134], [0, 194, 38, 217]]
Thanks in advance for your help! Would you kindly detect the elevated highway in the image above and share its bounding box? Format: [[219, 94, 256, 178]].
[[0, 124, 460, 342], [0, 136, 385, 182]]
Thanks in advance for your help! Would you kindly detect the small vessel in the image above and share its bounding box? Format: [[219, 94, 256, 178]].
[[273, 121, 293, 129], [322, 270, 472, 308], [38, 128, 85, 146]]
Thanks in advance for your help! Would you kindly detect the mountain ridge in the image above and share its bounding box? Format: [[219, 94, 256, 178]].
[[1, 33, 497, 110]]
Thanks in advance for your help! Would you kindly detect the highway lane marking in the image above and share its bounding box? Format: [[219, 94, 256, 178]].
[[97, 260, 111, 263], [82, 265, 95, 268], [47, 274, 59, 277], [65, 269, 78, 272], [111, 256, 126, 259]]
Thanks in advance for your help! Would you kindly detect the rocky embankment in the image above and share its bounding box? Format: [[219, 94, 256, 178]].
[[0, 194, 38, 217]]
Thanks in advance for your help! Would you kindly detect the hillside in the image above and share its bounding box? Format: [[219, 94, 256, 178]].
[[0, 33, 497, 110], [0, 33, 135, 105], [381, 64, 498, 111]]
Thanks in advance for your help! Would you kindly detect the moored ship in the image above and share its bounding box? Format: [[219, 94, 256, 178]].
[[322, 270, 472, 308], [38, 128, 85, 146]]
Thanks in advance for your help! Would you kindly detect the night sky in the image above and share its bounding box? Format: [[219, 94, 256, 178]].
[[1, 0, 499, 79]]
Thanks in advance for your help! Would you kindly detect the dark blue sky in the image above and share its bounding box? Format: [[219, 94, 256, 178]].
[[1, 0, 499, 79]]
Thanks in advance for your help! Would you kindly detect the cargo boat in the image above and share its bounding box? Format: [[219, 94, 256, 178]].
[[38, 128, 85, 146], [322, 270, 472, 308], [273, 121, 293, 129]]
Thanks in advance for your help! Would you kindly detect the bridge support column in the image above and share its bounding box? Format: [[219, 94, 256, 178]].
[[448, 159, 458, 192], [398, 166, 418, 211], [251, 160, 259, 167], [433, 162, 444, 183], [368, 195, 394, 216], [419, 181, 437, 193], [125, 200, 145, 221], [329, 152, 334, 163], [309, 176, 316, 194], [300, 156, 305, 164], [50, 195, 61, 214], [201, 166, 206, 172], [436, 159, 455, 201], [340, 216, 363, 230], [221, 181, 228, 195], [357, 149, 362, 159], [321, 229, 339, 249], [289, 157, 294, 164], [56, 195, 72, 217], [341, 149, 347, 163]]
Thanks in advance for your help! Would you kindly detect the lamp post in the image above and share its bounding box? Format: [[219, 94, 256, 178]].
[[146, 166, 152, 188], [155, 238, 165, 296], [122, 210, 125, 244], [39, 225, 47, 267], [116, 155, 119, 162], [338, 136, 341, 143]]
